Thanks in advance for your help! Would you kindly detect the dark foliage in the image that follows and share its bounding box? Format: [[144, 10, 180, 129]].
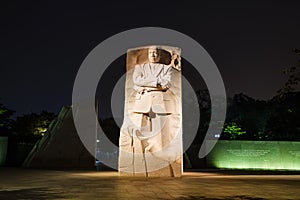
[[12, 111, 57, 144], [0, 102, 15, 136]]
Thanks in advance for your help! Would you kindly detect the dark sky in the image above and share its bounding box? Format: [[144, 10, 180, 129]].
[[1, 1, 300, 117]]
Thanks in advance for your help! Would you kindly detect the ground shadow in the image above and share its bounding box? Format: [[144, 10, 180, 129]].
[[166, 195, 266, 200], [0, 188, 65, 200]]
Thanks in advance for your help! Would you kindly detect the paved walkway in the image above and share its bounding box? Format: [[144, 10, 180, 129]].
[[0, 167, 299, 199]]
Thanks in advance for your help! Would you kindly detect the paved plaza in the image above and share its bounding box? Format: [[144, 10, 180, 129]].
[[0, 167, 299, 199]]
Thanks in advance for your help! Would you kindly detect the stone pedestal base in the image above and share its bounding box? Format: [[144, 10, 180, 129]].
[[119, 157, 182, 177]]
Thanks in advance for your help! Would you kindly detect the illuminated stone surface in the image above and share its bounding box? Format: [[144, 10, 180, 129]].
[[119, 46, 183, 177], [205, 140, 300, 170], [0, 168, 299, 199]]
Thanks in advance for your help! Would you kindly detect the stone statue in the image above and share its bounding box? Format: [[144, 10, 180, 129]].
[[118, 45, 182, 177]]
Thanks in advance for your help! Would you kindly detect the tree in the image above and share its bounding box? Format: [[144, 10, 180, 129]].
[[0, 101, 15, 136], [12, 111, 57, 143], [193, 89, 210, 143], [222, 93, 270, 140], [265, 92, 300, 141], [223, 122, 246, 139], [277, 48, 300, 97]]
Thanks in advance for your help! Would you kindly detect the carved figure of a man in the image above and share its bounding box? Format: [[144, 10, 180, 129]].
[[119, 46, 181, 176], [131, 47, 178, 151]]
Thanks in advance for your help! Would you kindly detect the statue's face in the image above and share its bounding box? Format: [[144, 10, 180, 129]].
[[148, 48, 161, 63]]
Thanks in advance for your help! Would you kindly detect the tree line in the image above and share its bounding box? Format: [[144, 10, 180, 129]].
[[0, 104, 56, 144]]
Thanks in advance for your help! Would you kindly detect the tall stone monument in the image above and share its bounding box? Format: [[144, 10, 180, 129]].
[[118, 45, 182, 177]]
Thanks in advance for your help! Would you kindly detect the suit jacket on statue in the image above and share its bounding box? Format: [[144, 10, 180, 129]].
[[131, 63, 178, 114]]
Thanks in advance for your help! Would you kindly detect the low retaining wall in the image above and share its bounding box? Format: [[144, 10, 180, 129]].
[[205, 140, 300, 170]]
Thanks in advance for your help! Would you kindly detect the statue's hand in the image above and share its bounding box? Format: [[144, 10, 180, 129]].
[[135, 87, 145, 93], [171, 53, 178, 61], [160, 86, 168, 90]]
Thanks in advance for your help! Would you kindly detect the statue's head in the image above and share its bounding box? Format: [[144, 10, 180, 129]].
[[148, 46, 162, 63]]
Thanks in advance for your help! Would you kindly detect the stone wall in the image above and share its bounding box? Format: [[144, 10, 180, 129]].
[[204, 140, 300, 170]]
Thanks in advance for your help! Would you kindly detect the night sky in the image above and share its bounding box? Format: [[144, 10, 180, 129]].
[[1, 1, 300, 117]]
